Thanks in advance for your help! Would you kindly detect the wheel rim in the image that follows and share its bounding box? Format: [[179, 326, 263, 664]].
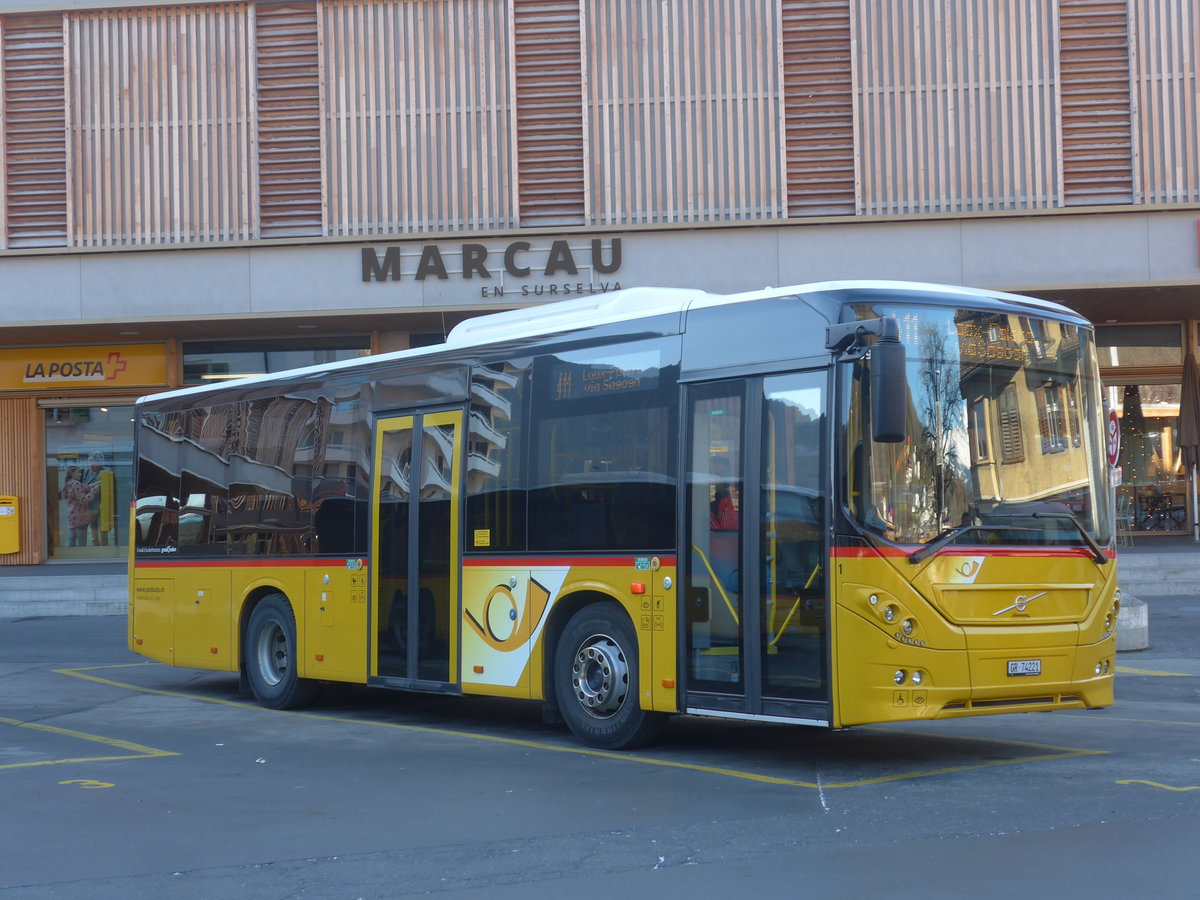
[[255, 619, 289, 687], [570, 633, 629, 719]]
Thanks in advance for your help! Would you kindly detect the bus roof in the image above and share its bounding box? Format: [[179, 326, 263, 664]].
[[143, 280, 1086, 405]]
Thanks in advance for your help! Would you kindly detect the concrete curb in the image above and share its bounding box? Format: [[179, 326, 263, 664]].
[[0, 599, 126, 617], [0, 574, 127, 618]]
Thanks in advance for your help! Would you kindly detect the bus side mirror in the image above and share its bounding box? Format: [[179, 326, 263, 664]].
[[870, 337, 907, 443]]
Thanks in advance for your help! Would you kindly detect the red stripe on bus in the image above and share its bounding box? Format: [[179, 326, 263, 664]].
[[831, 545, 1115, 560], [133, 555, 680, 569], [134, 558, 368, 569], [464, 556, 677, 568]]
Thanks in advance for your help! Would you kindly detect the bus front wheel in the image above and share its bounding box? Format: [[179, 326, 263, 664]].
[[554, 603, 666, 749], [245, 593, 318, 710]]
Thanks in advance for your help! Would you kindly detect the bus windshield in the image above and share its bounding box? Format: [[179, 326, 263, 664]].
[[846, 304, 1112, 551]]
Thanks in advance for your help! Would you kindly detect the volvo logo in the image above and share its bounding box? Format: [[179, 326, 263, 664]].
[[991, 591, 1047, 617]]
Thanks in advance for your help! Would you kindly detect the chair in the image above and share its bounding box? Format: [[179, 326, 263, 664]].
[[1115, 494, 1133, 547]]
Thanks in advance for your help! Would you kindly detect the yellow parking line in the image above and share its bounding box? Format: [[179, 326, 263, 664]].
[[0, 715, 178, 771], [1055, 712, 1200, 728], [1117, 779, 1200, 792], [56, 664, 1105, 791], [1116, 666, 1194, 677]]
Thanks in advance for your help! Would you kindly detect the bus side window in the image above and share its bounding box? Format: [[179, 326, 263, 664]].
[[135, 413, 180, 551]]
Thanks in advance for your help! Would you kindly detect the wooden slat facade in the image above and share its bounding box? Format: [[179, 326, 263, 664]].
[[255, 1, 324, 237], [781, 0, 855, 216], [321, 0, 514, 236], [855, 0, 1060, 215], [513, 0, 585, 226], [1130, 0, 1200, 204], [1, 0, 1198, 247], [68, 5, 255, 245], [1, 16, 68, 248], [1059, 0, 1134, 205], [0, 397, 46, 565], [583, 0, 781, 225]]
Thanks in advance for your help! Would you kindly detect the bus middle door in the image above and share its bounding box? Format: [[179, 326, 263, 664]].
[[371, 410, 463, 690]]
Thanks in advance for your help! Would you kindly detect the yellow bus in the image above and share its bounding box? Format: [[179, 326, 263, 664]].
[[128, 281, 1117, 748]]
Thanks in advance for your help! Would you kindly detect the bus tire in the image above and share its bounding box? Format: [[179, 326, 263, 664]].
[[554, 602, 666, 750], [244, 593, 318, 710]]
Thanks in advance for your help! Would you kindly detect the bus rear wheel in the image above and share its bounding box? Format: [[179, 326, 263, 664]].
[[245, 593, 318, 710], [554, 603, 666, 749]]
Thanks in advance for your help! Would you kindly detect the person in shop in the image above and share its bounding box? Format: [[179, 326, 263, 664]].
[[61, 465, 99, 547], [710, 483, 740, 530], [82, 452, 114, 546]]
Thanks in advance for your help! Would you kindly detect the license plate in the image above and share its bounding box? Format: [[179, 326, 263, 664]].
[[1007, 659, 1041, 677]]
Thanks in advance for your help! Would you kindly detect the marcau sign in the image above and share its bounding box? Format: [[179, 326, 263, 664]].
[[361, 237, 624, 298]]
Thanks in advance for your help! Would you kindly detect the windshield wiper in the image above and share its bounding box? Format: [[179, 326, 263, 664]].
[[908, 524, 1025, 564], [1020, 512, 1109, 565]]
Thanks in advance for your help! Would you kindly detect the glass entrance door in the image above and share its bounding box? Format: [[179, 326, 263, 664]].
[[372, 411, 463, 687], [684, 374, 829, 721], [1109, 383, 1188, 535]]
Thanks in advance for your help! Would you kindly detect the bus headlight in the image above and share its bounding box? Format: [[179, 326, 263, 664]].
[[911, 670, 923, 686], [884, 605, 897, 623], [893, 669, 906, 685], [1104, 612, 1113, 633], [1095, 662, 1104, 676], [901, 618, 915, 636]]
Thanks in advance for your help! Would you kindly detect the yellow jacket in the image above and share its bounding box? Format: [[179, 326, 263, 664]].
[[99, 469, 115, 531]]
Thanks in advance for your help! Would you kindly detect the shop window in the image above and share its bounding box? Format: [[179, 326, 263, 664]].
[[1110, 383, 1187, 534], [182, 337, 370, 385], [46, 406, 135, 560], [1095, 324, 1181, 368]]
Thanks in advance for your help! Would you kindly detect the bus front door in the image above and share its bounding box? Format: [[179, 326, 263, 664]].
[[684, 374, 830, 724], [371, 411, 463, 689]]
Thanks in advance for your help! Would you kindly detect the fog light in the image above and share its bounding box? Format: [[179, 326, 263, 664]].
[[869, 594, 879, 606], [884, 605, 897, 623], [894, 669, 906, 685], [911, 670, 923, 686], [902, 618, 915, 636]]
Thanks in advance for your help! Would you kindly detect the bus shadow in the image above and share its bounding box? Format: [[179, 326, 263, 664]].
[[144, 673, 1089, 785]]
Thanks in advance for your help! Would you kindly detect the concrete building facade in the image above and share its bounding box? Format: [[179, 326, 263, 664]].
[[1, 0, 1198, 564]]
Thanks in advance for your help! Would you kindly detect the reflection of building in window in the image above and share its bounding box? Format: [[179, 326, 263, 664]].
[[1018, 316, 1053, 360], [465, 363, 528, 551], [1035, 384, 1069, 454], [970, 397, 990, 461], [998, 384, 1024, 463]]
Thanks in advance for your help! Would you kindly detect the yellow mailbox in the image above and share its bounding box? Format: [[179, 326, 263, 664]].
[[0, 496, 18, 554]]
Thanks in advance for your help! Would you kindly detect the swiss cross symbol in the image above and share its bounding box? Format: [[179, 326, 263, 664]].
[[106, 352, 128, 381]]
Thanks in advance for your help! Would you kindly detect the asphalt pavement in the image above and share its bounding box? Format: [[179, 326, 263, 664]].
[[0, 598, 1198, 899]]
